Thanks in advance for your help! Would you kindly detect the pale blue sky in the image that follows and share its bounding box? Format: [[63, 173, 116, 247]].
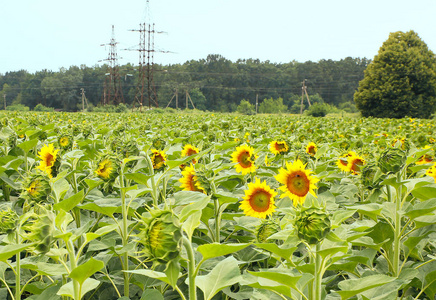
[[1, 0, 435, 74]]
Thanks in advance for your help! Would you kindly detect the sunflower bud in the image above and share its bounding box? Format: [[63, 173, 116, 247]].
[[294, 207, 331, 245], [23, 212, 55, 253], [0, 208, 19, 234], [21, 174, 51, 204], [256, 219, 281, 243], [140, 210, 182, 264], [361, 163, 383, 190], [122, 140, 140, 158], [378, 148, 406, 174], [152, 138, 166, 150]]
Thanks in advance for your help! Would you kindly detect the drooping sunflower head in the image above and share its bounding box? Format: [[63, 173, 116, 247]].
[[122, 140, 140, 159], [269, 140, 290, 155], [275, 160, 318, 207], [231, 145, 257, 175], [426, 163, 436, 183], [21, 174, 51, 204], [361, 163, 383, 190], [347, 154, 365, 175], [294, 207, 331, 245], [240, 178, 277, 219], [181, 144, 199, 164], [305, 142, 317, 157], [58, 134, 73, 150], [179, 164, 205, 193], [139, 209, 183, 264], [151, 149, 167, 171], [95, 154, 120, 181], [378, 148, 406, 174], [416, 154, 433, 165], [37, 144, 60, 178], [336, 151, 356, 172], [152, 137, 166, 150], [23, 210, 55, 254], [255, 218, 281, 243]]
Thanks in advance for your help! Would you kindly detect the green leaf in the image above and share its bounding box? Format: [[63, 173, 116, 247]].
[[165, 259, 180, 288], [53, 190, 84, 212], [337, 274, 396, 300], [126, 270, 171, 285], [78, 198, 121, 216], [85, 224, 118, 244], [348, 203, 383, 221], [57, 278, 100, 299], [248, 269, 302, 290], [17, 139, 38, 152], [196, 256, 242, 300], [405, 198, 436, 219], [140, 289, 164, 300], [69, 258, 104, 286], [182, 210, 202, 240], [179, 193, 211, 222], [197, 243, 250, 261], [255, 243, 297, 264], [52, 178, 70, 203], [0, 243, 35, 262], [412, 186, 436, 201]]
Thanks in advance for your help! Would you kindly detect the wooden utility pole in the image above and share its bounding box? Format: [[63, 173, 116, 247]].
[[300, 79, 311, 114], [255, 93, 258, 114], [185, 90, 195, 109], [3, 93, 6, 110], [81, 88, 85, 112]]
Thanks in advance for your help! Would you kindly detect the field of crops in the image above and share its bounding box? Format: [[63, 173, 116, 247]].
[[0, 110, 436, 300]]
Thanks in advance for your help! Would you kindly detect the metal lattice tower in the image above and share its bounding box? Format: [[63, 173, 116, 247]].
[[101, 25, 124, 105]]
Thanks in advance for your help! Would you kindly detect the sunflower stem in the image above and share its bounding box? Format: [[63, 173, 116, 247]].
[[15, 229, 21, 300], [145, 154, 159, 207], [120, 163, 130, 297], [183, 236, 197, 300], [393, 171, 402, 277], [66, 240, 80, 300], [314, 243, 322, 300], [213, 197, 221, 243]]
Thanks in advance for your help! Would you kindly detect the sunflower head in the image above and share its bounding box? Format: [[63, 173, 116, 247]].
[[181, 144, 200, 164], [426, 163, 436, 183], [378, 148, 406, 174], [269, 140, 290, 155], [0, 208, 19, 235], [95, 154, 120, 181], [294, 207, 331, 245], [305, 142, 317, 157], [151, 149, 167, 171], [179, 164, 206, 193], [275, 160, 318, 207], [58, 134, 73, 151], [21, 174, 51, 204], [240, 178, 277, 219], [347, 154, 365, 175], [391, 137, 409, 151], [336, 151, 356, 172], [122, 140, 140, 158], [231, 145, 257, 175], [361, 163, 383, 190], [152, 138, 166, 150], [23, 211, 55, 254], [416, 154, 433, 165], [37, 144, 61, 178], [255, 218, 281, 243], [139, 209, 183, 264]]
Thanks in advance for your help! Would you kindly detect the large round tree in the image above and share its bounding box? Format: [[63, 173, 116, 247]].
[[354, 31, 436, 118]]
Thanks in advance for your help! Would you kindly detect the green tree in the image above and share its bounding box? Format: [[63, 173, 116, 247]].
[[354, 31, 436, 118], [258, 97, 287, 114], [236, 99, 255, 115]]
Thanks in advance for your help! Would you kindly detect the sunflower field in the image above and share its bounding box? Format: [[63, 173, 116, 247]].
[[0, 110, 436, 300]]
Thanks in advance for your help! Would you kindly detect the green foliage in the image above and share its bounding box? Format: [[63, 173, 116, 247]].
[[5, 104, 29, 111], [289, 93, 324, 114], [258, 97, 287, 114], [236, 99, 255, 115], [305, 103, 337, 117], [354, 30, 436, 118], [33, 103, 54, 112]]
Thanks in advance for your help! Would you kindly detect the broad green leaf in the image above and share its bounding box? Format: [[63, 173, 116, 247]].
[[53, 178, 70, 203], [405, 198, 436, 219], [412, 186, 436, 201], [332, 209, 356, 228], [165, 259, 180, 288], [337, 274, 396, 299], [18, 139, 38, 152], [28, 284, 62, 300], [197, 243, 250, 261], [196, 256, 242, 300], [182, 210, 202, 240], [348, 203, 383, 221], [248, 269, 302, 289], [53, 190, 84, 212], [179, 193, 210, 222], [85, 224, 118, 244], [84, 179, 103, 191], [140, 289, 164, 300], [78, 198, 121, 216], [35, 262, 68, 276], [255, 243, 297, 264], [57, 278, 100, 299], [69, 258, 104, 285], [126, 270, 171, 285], [0, 243, 35, 262]]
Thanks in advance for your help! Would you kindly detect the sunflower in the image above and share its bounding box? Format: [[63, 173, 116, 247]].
[[347, 154, 365, 175], [179, 165, 205, 193], [240, 178, 277, 219], [275, 159, 318, 206], [336, 151, 356, 172], [95, 158, 115, 180], [231, 145, 257, 175], [58, 134, 73, 150], [37, 144, 60, 178], [305, 142, 317, 157], [181, 144, 199, 164], [426, 163, 436, 183], [151, 149, 167, 170], [416, 154, 433, 165], [269, 140, 289, 155]]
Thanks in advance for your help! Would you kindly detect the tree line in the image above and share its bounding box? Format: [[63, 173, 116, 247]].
[[0, 55, 370, 112]]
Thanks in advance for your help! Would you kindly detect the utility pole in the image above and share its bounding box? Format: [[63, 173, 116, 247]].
[[255, 93, 258, 114], [3, 93, 6, 110], [300, 79, 311, 114], [81, 88, 86, 112]]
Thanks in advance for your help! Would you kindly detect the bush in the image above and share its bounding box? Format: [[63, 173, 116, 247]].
[[6, 104, 29, 111], [33, 104, 54, 112], [236, 99, 255, 115], [258, 97, 287, 114], [305, 103, 335, 117]]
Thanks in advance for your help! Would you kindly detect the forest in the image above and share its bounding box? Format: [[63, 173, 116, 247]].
[[0, 55, 370, 112]]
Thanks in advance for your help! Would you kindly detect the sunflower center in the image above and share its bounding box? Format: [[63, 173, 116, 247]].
[[27, 181, 39, 196], [239, 151, 253, 168], [287, 172, 310, 197], [45, 154, 55, 167], [149, 221, 164, 253], [187, 149, 197, 156], [249, 190, 271, 212], [60, 137, 68, 147], [351, 158, 364, 172], [308, 147, 316, 155]]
